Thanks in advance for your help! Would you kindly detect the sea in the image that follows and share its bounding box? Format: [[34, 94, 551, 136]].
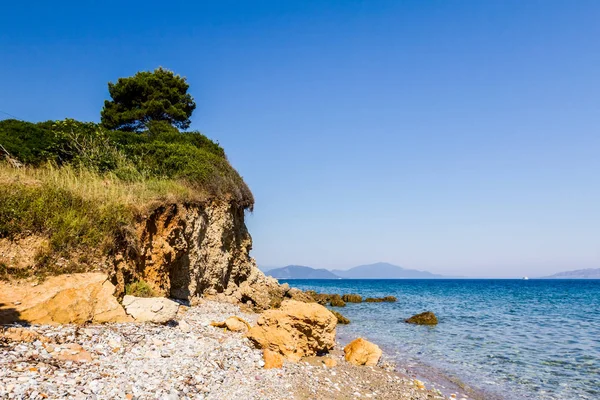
[[280, 279, 600, 400]]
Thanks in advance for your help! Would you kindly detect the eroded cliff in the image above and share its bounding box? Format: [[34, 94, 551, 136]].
[[112, 201, 285, 310]]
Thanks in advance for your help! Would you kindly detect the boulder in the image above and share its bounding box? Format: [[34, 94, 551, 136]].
[[405, 311, 438, 325], [211, 316, 251, 332], [330, 309, 350, 324], [263, 349, 284, 369], [122, 295, 179, 323], [341, 294, 362, 303], [344, 338, 382, 366], [0, 273, 132, 325], [246, 300, 337, 362]]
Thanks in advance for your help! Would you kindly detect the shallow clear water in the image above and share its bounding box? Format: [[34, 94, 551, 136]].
[[282, 279, 600, 400]]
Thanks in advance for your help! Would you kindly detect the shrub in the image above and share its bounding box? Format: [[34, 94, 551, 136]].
[[125, 280, 155, 297]]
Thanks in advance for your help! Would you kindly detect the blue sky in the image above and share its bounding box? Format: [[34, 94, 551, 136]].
[[1, 1, 599, 277]]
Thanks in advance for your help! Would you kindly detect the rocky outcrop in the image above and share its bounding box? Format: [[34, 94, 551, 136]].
[[344, 338, 382, 366], [405, 311, 438, 325], [365, 296, 397, 303], [329, 294, 346, 307], [0, 273, 132, 325], [341, 294, 362, 303], [122, 295, 179, 323], [246, 300, 337, 362], [112, 202, 285, 311]]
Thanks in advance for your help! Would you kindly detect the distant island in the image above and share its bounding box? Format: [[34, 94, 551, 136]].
[[266, 265, 340, 279], [264, 262, 445, 279], [541, 268, 600, 279]]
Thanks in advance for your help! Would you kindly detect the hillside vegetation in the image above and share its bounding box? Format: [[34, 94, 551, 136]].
[[0, 68, 253, 279]]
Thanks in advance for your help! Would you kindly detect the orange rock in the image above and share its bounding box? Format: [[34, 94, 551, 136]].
[[1, 327, 51, 343], [246, 300, 337, 362], [210, 316, 251, 332], [0, 273, 132, 325], [263, 349, 284, 369], [126, 394, 134, 400], [52, 343, 93, 363], [323, 357, 337, 368], [343, 338, 382, 366]]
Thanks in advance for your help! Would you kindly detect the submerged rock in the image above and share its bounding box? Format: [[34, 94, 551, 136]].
[[341, 294, 362, 303], [365, 296, 397, 303], [344, 338, 382, 366], [405, 311, 438, 325], [330, 309, 350, 324], [246, 300, 337, 362], [122, 295, 179, 323]]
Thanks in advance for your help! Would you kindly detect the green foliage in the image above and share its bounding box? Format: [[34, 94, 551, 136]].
[[101, 67, 196, 132], [0, 119, 59, 165], [125, 280, 155, 297], [0, 118, 253, 206]]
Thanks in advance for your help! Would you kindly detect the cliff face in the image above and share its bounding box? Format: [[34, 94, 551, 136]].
[[112, 201, 285, 310]]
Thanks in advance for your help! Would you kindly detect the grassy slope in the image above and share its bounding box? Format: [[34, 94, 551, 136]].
[[0, 119, 253, 279]]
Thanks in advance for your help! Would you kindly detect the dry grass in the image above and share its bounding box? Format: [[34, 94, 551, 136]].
[[0, 163, 214, 278], [0, 163, 209, 210]]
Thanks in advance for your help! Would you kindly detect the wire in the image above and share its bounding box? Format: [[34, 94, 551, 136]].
[[0, 110, 19, 120]]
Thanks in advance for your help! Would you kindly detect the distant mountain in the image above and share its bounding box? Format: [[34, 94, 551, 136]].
[[266, 265, 341, 279], [331, 262, 444, 279], [541, 268, 600, 279]]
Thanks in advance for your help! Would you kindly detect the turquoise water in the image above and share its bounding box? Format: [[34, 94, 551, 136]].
[[282, 279, 600, 400]]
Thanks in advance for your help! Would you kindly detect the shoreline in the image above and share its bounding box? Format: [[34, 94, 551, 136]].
[[1, 299, 462, 400]]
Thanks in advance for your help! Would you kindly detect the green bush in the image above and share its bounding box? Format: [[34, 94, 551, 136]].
[[0, 119, 60, 165], [125, 280, 155, 297], [0, 118, 253, 207]]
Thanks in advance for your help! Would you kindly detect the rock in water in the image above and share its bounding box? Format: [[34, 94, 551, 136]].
[[329, 294, 346, 307], [330, 310, 350, 324], [246, 300, 337, 362], [263, 349, 284, 369], [122, 295, 179, 323], [344, 338, 382, 366], [405, 311, 438, 325], [341, 294, 362, 303]]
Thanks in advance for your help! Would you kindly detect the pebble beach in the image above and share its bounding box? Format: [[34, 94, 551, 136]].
[[0, 300, 471, 400]]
